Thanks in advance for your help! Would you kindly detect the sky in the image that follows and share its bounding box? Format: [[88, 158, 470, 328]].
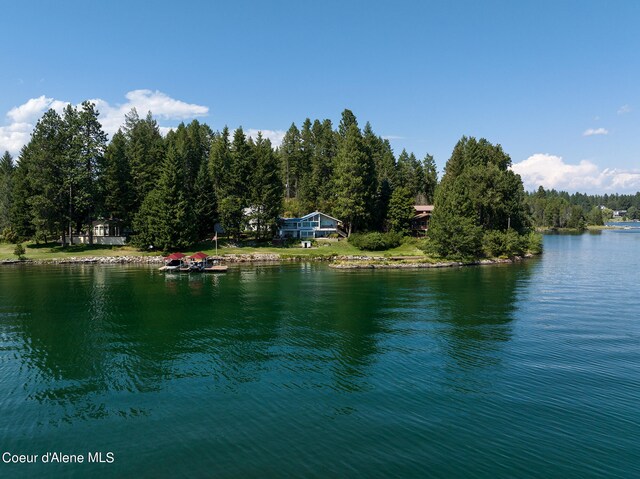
[[1, 0, 639, 193]]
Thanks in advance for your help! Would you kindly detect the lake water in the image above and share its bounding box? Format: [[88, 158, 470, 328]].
[[1, 230, 639, 478]]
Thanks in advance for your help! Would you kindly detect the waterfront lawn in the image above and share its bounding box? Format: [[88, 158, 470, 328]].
[[0, 238, 426, 261], [187, 238, 425, 258], [0, 242, 158, 261]]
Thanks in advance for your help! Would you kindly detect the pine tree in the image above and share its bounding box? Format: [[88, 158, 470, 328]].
[[9, 146, 34, 240], [297, 119, 315, 210], [363, 122, 395, 230], [428, 136, 531, 259], [230, 127, 252, 203], [63, 101, 108, 234], [165, 120, 214, 202], [213, 127, 252, 239], [396, 149, 425, 200], [133, 143, 195, 250], [332, 124, 374, 236], [249, 133, 283, 239], [23, 109, 68, 243], [386, 186, 415, 234], [0, 151, 14, 232], [102, 130, 134, 224], [338, 109, 358, 138], [311, 119, 338, 211], [209, 126, 232, 199], [124, 109, 165, 212], [279, 123, 302, 199], [193, 159, 217, 239], [423, 153, 438, 204]]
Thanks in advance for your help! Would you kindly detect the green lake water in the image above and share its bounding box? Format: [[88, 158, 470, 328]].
[[1, 229, 639, 478]]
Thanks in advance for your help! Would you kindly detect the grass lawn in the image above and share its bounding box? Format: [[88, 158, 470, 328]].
[[0, 242, 159, 261], [0, 238, 427, 261]]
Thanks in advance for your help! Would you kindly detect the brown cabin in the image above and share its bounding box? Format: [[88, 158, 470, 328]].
[[411, 205, 434, 235]]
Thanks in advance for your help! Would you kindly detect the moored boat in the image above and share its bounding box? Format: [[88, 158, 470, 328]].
[[189, 252, 209, 272], [203, 256, 228, 273], [159, 252, 186, 272]]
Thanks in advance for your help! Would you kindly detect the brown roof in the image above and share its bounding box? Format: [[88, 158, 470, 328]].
[[414, 205, 434, 213]]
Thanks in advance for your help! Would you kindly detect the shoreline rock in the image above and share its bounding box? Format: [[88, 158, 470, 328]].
[[328, 255, 534, 269], [0, 253, 537, 268]]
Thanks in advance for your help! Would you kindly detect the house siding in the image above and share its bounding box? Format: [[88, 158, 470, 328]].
[[278, 212, 341, 239]]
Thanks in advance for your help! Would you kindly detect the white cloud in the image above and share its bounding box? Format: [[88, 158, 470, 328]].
[[0, 122, 32, 155], [86, 89, 208, 137], [7, 95, 69, 123], [245, 129, 286, 148], [617, 104, 632, 115], [0, 90, 209, 155], [583, 127, 608, 136], [512, 153, 640, 193]]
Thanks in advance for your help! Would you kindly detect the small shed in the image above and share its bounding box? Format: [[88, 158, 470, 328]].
[[71, 218, 127, 245], [301, 240, 312, 248]]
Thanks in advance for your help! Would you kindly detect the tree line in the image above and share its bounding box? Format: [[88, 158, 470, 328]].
[[4, 101, 625, 258], [525, 187, 640, 229], [0, 106, 438, 250], [426, 137, 539, 259]]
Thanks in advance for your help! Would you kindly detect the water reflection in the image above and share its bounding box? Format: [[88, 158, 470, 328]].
[[426, 262, 533, 392], [1, 261, 533, 424]]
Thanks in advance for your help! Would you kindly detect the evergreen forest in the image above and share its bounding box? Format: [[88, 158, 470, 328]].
[[0, 106, 437, 251], [2, 103, 632, 259]]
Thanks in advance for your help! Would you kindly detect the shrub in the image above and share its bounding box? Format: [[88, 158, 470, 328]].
[[481, 230, 505, 257], [2, 226, 19, 244], [482, 229, 529, 258], [348, 231, 403, 251], [428, 214, 483, 260], [13, 243, 26, 260], [416, 237, 435, 255], [527, 232, 543, 255]]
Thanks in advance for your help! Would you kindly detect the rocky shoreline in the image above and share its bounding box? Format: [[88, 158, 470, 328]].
[[329, 255, 534, 269], [0, 253, 285, 265], [0, 253, 536, 268]]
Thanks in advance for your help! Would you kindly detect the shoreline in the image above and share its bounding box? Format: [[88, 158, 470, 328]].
[[329, 254, 535, 269], [0, 253, 537, 269]]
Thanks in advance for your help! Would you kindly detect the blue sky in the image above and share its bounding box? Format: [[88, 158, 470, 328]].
[[1, 0, 639, 193]]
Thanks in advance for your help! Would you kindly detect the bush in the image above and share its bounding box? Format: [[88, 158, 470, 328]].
[[416, 237, 436, 255], [2, 226, 19, 244], [427, 214, 483, 259], [482, 229, 529, 258], [527, 232, 543, 255], [482, 230, 506, 257], [13, 243, 26, 260], [348, 231, 403, 251]]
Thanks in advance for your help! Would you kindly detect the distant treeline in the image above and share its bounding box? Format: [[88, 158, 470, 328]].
[[0, 106, 437, 249], [525, 187, 640, 229]]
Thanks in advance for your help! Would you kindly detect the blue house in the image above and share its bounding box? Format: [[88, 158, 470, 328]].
[[278, 211, 344, 239]]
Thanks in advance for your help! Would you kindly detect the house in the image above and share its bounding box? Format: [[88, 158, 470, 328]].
[[71, 218, 127, 245], [411, 205, 434, 235], [278, 211, 344, 239], [612, 210, 627, 218]]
